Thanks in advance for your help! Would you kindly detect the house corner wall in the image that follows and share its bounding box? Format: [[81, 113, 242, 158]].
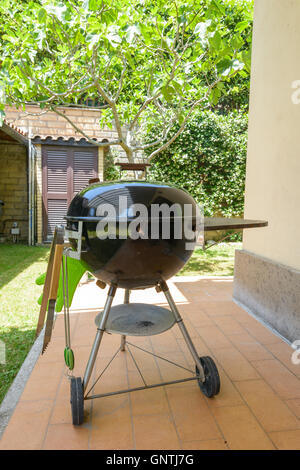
[[234, 0, 300, 342], [0, 142, 28, 241]]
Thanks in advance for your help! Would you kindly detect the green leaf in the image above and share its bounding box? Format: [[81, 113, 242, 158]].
[[216, 57, 232, 76], [37, 8, 47, 24], [242, 50, 251, 73], [2, 34, 18, 45], [172, 81, 184, 97], [209, 31, 222, 51], [88, 0, 99, 11], [211, 0, 226, 15], [235, 20, 250, 33], [124, 51, 135, 68], [230, 36, 243, 51], [161, 85, 176, 102]]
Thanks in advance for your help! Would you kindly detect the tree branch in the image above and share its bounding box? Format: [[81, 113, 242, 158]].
[[51, 105, 122, 147], [113, 54, 127, 101], [128, 45, 182, 132], [147, 78, 221, 161], [18, 58, 96, 100]]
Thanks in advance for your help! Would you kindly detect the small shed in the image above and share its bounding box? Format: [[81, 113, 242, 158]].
[[3, 104, 116, 244], [0, 121, 29, 242]]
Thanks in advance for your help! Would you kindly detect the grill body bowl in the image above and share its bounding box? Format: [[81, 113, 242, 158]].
[[66, 181, 199, 289]]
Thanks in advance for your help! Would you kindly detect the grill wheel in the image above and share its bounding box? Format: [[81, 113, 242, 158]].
[[196, 356, 220, 398], [70, 377, 84, 425]]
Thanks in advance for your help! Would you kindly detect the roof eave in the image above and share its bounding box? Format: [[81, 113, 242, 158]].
[[1, 122, 29, 147]]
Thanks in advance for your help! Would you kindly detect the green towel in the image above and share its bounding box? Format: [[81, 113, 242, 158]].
[[36, 256, 87, 312]]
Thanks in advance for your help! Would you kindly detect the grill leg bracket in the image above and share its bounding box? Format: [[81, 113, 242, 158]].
[[84, 340, 198, 401], [159, 280, 205, 382]]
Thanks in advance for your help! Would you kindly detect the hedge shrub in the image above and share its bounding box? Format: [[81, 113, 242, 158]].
[[146, 110, 248, 217]]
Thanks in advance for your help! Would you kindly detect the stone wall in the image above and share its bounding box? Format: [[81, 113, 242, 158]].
[[234, 249, 300, 343], [0, 142, 28, 241]]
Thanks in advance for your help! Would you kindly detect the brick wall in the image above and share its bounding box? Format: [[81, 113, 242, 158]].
[[4, 105, 128, 164], [4, 104, 118, 142], [0, 143, 28, 241]]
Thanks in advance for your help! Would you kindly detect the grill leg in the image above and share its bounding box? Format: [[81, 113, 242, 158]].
[[121, 289, 130, 351], [83, 284, 117, 393], [120, 335, 126, 351], [160, 281, 205, 382]]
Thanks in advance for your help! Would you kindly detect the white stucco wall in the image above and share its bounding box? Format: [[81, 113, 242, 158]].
[[243, 0, 300, 270]]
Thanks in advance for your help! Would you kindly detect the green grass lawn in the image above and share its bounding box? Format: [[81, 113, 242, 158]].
[[178, 242, 241, 276], [0, 241, 241, 404], [0, 243, 50, 403]]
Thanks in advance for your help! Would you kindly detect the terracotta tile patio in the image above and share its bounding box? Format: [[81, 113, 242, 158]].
[[1, 276, 300, 450]]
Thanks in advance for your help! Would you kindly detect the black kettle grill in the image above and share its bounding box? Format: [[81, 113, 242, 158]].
[[41, 165, 267, 426], [61, 176, 221, 426], [65, 180, 200, 289]]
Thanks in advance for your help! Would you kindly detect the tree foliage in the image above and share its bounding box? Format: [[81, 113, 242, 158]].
[[0, 0, 253, 161], [146, 110, 248, 217]]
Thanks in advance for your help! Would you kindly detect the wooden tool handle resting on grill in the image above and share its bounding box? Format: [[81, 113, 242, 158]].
[[35, 226, 65, 340], [49, 244, 64, 300]]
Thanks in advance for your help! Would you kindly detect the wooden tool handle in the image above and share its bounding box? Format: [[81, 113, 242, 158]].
[[35, 226, 65, 338], [36, 232, 57, 336], [49, 244, 64, 300]]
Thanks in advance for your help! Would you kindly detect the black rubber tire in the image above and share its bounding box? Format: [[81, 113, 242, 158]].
[[196, 356, 220, 398], [70, 377, 84, 425]]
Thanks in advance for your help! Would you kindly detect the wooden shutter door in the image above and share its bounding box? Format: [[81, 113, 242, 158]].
[[73, 148, 98, 197], [42, 146, 69, 240], [42, 145, 98, 240]]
